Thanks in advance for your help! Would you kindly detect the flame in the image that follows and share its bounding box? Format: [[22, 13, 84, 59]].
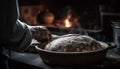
[[64, 19, 72, 28]]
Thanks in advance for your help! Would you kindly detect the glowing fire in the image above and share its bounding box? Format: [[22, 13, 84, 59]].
[[64, 19, 72, 28]]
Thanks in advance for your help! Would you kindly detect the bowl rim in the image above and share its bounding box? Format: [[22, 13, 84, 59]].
[[36, 41, 110, 54]]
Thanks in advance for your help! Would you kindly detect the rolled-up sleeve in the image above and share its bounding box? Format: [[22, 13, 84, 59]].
[[14, 20, 32, 51]]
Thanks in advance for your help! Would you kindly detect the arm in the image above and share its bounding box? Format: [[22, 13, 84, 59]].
[[0, 0, 32, 51]]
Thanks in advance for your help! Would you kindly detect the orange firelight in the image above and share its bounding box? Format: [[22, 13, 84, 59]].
[[64, 19, 72, 28]]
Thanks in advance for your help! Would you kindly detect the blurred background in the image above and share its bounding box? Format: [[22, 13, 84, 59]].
[[18, 0, 120, 42]]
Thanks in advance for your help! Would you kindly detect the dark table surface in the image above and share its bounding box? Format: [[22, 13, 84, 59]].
[[9, 49, 120, 69]]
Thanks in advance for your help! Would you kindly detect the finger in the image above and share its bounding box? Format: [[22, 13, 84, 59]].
[[35, 26, 51, 41], [37, 33, 48, 41]]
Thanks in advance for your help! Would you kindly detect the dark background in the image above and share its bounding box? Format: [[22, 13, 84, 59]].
[[18, 0, 120, 42], [18, 0, 120, 12]]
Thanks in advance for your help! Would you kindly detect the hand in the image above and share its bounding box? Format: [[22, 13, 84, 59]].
[[27, 25, 51, 42]]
